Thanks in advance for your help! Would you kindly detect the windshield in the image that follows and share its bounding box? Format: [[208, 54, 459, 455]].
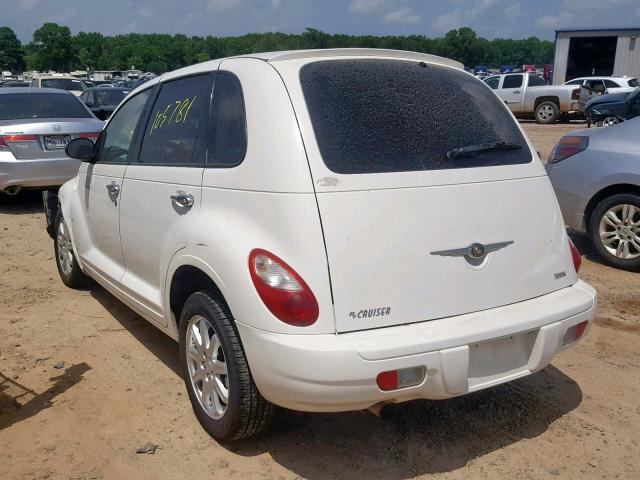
[[41, 78, 86, 92], [300, 59, 531, 174], [94, 89, 128, 106], [0, 93, 92, 120]]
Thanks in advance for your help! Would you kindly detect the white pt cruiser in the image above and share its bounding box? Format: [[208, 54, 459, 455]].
[[46, 49, 597, 441]]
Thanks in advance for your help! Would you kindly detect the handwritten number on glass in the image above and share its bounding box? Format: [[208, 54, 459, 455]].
[[150, 96, 197, 135]]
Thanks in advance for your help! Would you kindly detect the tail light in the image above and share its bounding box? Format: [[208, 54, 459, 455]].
[[549, 136, 588, 164], [569, 238, 582, 273], [248, 249, 319, 326], [571, 88, 580, 100], [563, 320, 588, 345], [78, 132, 100, 140], [0, 134, 37, 151], [376, 366, 425, 391]]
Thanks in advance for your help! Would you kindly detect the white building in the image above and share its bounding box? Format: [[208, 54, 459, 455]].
[[552, 27, 640, 84]]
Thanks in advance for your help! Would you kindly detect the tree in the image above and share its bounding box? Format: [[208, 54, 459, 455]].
[[27, 22, 73, 71], [0, 27, 24, 72]]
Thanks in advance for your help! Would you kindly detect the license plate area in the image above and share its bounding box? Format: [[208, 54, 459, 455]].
[[468, 330, 538, 389], [43, 135, 71, 150]]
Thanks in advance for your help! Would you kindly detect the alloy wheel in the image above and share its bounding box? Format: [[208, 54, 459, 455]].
[[56, 219, 74, 276], [186, 315, 229, 420], [598, 204, 640, 260], [601, 116, 620, 127], [537, 104, 554, 121]]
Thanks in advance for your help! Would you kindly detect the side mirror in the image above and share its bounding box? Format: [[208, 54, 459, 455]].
[[66, 137, 95, 162]]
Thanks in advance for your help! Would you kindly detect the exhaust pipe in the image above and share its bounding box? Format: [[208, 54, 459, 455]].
[[3, 185, 22, 196]]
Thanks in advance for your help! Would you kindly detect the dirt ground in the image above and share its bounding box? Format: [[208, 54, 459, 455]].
[[1, 121, 639, 480]]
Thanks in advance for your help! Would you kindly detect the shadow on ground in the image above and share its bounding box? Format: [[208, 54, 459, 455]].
[[229, 366, 581, 479], [569, 231, 611, 269], [0, 363, 91, 431], [0, 190, 46, 215], [90, 287, 181, 377]]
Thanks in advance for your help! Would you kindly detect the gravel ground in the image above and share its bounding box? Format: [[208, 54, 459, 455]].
[[1, 121, 639, 480]]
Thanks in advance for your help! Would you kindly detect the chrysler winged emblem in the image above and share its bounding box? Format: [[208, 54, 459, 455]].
[[431, 241, 514, 264]]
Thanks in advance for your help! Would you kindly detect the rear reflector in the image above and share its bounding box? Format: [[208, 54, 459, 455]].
[[249, 249, 319, 327], [376, 366, 425, 391], [78, 132, 100, 140], [569, 238, 582, 273], [563, 321, 588, 345], [3, 134, 37, 142]]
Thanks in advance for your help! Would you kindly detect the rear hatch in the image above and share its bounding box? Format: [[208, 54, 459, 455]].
[[276, 56, 577, 333]]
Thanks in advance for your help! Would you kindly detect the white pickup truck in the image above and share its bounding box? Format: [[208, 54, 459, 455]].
[[484, 73, 582, 124]]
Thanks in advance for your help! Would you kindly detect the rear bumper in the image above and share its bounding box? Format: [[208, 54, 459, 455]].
[[0, 157, 80, 191], [237, 280, 596, 412]]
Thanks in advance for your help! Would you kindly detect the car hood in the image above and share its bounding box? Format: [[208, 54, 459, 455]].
[[586, 91, 629, 108]]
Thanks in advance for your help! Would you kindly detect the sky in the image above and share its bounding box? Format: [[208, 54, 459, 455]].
[[2, 0, 640, 42]]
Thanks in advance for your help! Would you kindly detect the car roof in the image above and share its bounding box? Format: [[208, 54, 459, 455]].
[[0, 87, 72, 95], [85, 87, 129, 92], [34, 76, 82, 80], [568, 76, 635, 81], [126, 48, 466, 99]]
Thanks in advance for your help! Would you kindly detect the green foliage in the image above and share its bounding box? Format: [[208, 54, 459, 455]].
[[0, 27, 24, 72], [3, 23, 555, 74]]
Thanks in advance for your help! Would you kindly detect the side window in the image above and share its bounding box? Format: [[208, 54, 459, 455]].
[[527, 75, 546, 86], [207, 72, 247, 167], [137, 74, 210, 166], [502, 74, 523, 89], [604, 79, 621, 88], [96, 89, 151, 164], [565, 79, 583, 85], [585, 80, 605, 94], [484, 76, 500, 90]]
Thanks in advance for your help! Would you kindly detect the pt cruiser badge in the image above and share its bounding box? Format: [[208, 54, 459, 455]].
[[431, 241, 514, 264]]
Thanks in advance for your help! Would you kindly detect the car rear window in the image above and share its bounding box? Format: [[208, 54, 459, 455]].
[[300, 59, 531, 174], [94, 89, 128, 106], [41, 79, 85, 92], [0, 93, 92, 120]]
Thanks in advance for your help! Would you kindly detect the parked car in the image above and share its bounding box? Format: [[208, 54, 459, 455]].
[[547, 117, 640, 270], [29, 76, 87, 96], [584, 87, 640, 127], [565, 76, 639, 95], [80, 87, 130, 120], [0, 88, 102, 195], [46, 49, 595, 441], [484, 73, 582, 123]]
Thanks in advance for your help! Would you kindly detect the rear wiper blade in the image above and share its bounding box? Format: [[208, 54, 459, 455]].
[[446, 141, 522, 160]]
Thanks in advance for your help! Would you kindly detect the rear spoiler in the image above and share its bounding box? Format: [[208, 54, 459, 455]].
[[42, 190, 59, 239]]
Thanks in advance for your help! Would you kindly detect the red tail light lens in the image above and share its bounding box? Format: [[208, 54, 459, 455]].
[[248, 249, 319, 327], [569, 238, 582, 273], [549, 136, 589, 164], [0, 136, 7, 150], [78, 132, 100, 140], [3, 134, 37, 142]]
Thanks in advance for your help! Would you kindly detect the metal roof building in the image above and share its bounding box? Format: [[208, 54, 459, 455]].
[[552, 27, 640, 84]]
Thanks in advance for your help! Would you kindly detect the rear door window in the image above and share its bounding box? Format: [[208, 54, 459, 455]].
[[299, 59, 531, 174], [604, 79, 621, 88], [628, 78, 639, 88], [502, 74, 523, 89], [137, 74, 210, 166]]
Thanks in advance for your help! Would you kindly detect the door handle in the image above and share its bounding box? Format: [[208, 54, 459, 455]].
[[106, 183, 120, 196], [171, 192, 194, 208], [513, 90, 521, 94]]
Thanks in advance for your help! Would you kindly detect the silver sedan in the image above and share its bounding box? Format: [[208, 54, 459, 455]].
[[0, 88, 103, 195], [547, 117, 640, 271]]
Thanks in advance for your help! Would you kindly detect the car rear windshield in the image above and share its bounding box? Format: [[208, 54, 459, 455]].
[[41, 79, 85, 92], [0, 93, 92, 120], [300, 59, 532, 174], [94, 89, 128, 106], [628, 78, 639, 88]]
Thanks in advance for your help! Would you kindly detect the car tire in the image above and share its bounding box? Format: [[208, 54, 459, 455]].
[[589, 193, 640, 271], [54, 211, 92, 289], [596, 116, 621, 127], [535, 101, 560, 124], [179, 291, 274, 441]]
